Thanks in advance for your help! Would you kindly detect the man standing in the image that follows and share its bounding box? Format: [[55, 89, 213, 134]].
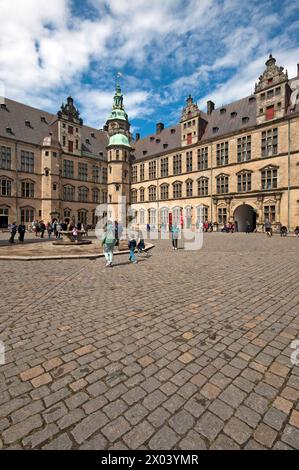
[[8, 222, 17, 243], [102, 221, 116, 267], [18, 222, 26, 243]]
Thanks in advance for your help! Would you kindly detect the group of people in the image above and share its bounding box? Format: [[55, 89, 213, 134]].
[[102, 221, 147, 267], [8, 222, 26, 243]]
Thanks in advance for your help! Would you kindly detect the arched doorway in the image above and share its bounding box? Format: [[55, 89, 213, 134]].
[[234, 204, 256, 232]]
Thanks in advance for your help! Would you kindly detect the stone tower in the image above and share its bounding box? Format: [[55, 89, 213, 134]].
[[105, 83, 131, 224], [180, 95, 207, 147], [255, 55, 290, 125]]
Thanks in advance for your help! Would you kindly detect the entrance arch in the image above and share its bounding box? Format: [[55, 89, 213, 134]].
[[234, 204, 256, 232]]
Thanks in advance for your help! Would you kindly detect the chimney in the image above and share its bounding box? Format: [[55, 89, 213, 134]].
[[135, 132, 140, 141], [156, 122, 164, 134], [207, 100, 215, 115]]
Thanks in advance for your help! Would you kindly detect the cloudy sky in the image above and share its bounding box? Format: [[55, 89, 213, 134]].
[[0, 0, 299, 136]]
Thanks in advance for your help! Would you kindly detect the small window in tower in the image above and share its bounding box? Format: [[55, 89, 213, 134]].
[[53, 184, 57, 191], [63, 136, 66, 146], [44, 169, 49, 176], [76, 128, 79, 133], [267, 89, 274, 99], [115, 184, 120, 191], [260, 108, 263, 114], [184, 123, 187, 129], [116, 150, 119, 160], [63, 123, 66, 129], [109, 166, 112, 173], [53, 152, 57, 157], [275, 87, 281, 96], [188, 121, 192, 127], [76, 140, 79, 150], [68, 126, 73, 134], [45, 151, 49, 156], [192, 120, 195, 125], [261, 93, 266, 100], [277, 102, 282, 108]]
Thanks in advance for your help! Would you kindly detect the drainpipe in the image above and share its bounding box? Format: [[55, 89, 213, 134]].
[[288, 118, 291, 230], [15, 141, 18, 225]]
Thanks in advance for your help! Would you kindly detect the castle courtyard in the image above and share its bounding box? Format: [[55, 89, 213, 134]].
[[0, 233, 299, 450]]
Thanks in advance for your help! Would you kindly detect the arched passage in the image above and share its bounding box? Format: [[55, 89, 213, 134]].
[[234, 204, 256, 232]]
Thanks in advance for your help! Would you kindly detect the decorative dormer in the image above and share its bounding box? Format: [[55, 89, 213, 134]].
[[255, 55, 290, 125], [180, 95, 206, 147], [57, 97, 82, 156]]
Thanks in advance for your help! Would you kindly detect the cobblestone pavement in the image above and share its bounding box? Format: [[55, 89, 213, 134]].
[[0, 233, 299, 450]]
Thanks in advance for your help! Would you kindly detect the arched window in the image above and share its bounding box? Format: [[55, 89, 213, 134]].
[[78, 187, 89, 202], [63, 185, 75, 201], [149, 186, 157, 201], [0, 177, 12, 196], [139, 187, 145, 202], [92, 188, 100, 203], [64, 208, 71, 220], [173, 182, 182, 199], [131, 189, 137, 204], [160, 184, 169, 200]]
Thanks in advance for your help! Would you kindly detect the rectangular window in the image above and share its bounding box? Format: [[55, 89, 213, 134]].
[[131, 190, 137, 203], [264, 205, 276, 223], [186, 151, 193, 172], [63, 160, 74, 178], [21, 208, 34, 223], [102, 167, 107, 183], [0, 147, 11, 170], [92, 165, 100, 183], [173, 154, 182, 175], [160, 185, 169, 200], [216, 175, 229, 194], [149, 161, 157, 180], [140, 163, 145, 181], [68, 140, 74, 153], [140, 188, 145, 202], [237, 136, 251, 162], [149, 186, 156, 201], [237, 172, 252, 192], [187, 133, 192, 145], [197, 147, 208, 170], [0, 178, 11, 196], [198, 178, 209, 196], [161, 157, 169, 177], [216, 142, 229, 166], [173, 182, 182, 199], [218, 208, 227, 224], [21, 181, 34, 198], [261, 128, 278, 157], [261, 167, 278, 190], [21, 151, 34, 173], [68, 126, 73, 135], [78, 163, 88, 181], [92, 189, 99, 203], [266, 105, 275, 121], [186, 180, 193, 197], [131, 165, 137, 183]]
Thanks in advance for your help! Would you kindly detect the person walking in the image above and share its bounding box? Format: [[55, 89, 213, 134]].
[[171, 223, 180, 250], [18, 221, 26, 243], [102, 221, 116, 267], [280, 225, 288, 237], [46, 222, 52, 239], [8, 222, 17, 243], [265, 219, 272, 237], [137, 226, 147, 257], [128, 233, 137, 264], [39, 221, 46, 238]]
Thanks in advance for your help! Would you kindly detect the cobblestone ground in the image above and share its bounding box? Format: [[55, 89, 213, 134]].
[[0, 233, 299, 450]]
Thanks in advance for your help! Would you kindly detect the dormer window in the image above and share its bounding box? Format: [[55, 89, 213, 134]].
[[85, 138, 90, 145], [6, 127, 13, 134], [156, 139, 160, 143], [268, 78, 273, 84], [41, 116, 47, 123], [150, 137, 155, 142], [249, 96, 256, 103], [91, 132, 96, 138], [163, 143, 168, 149], [220, 108, 226, 115], [99, 151, 103, 156], [213, 127, 219, 133], [143, 150, 147, 155], [231, 112, 237, 118], [1, 103, 8, 110], [242, 117, 249, 124], [25, 120, 31, 127], [170, 128, 176, 134]]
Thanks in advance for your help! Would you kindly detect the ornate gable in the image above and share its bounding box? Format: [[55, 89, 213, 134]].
[[255, 55, 288, 93]]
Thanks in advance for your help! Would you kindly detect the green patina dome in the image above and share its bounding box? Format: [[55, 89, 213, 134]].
[[107, 84, 129, 122], [108, 133, 131, 147]]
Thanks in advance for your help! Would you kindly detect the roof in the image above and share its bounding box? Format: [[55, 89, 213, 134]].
[[108, 133, 131, 148], [132, 79, 299, 161], [0, 98, 108, 158]]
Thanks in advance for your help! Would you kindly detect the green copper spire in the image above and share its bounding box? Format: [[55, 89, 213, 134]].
[[107, 83, 129, 122]]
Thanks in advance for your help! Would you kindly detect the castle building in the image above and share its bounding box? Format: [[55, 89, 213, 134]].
[[0, 55, 299, 232]]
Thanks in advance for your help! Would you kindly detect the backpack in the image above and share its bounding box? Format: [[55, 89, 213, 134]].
[[104, 229, 116, 245]]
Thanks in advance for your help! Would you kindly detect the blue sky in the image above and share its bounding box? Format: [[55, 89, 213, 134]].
[[1, 0, 299, 137]]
